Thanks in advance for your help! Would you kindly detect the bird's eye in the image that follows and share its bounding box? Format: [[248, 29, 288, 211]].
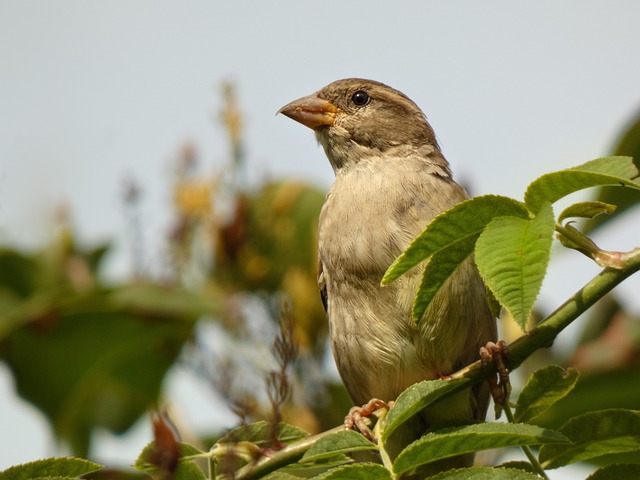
[[351, 90, 370, 106]]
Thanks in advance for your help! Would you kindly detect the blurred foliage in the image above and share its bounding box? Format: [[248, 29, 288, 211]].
[[0, 81, 340, 461], [166, 83, 347, 434], [0, 232, 216, 457], [586, 110, 640, 232]]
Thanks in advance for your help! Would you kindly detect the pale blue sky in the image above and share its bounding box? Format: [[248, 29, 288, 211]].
[[1, 2, 639, 476]]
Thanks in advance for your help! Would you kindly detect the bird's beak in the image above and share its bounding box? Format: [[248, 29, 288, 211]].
[[277, 94, 339, 129]]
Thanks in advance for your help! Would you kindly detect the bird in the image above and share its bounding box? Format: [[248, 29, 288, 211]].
[[278, 78, 497, 472]]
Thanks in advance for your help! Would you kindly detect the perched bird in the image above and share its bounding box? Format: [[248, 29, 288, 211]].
[[278, 79, 496, 470]]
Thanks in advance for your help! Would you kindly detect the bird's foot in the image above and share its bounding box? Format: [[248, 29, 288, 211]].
[[480, 340, 510, 406], [344, 398, 394, 442]]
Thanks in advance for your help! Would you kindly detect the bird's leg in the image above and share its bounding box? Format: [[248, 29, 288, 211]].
[[345, 398, 394, 442], [480, 340, 510, 406]]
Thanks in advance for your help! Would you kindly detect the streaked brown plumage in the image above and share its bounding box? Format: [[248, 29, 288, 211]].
[[279, 79, 497, 470]]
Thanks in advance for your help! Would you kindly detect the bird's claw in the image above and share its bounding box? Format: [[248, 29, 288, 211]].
[[480, 340, 510, 406], [344, 398, 393, 442]]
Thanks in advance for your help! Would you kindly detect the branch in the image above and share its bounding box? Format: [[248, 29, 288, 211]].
[[453, 246, 640, 381], [221, 247, 640, 480], [222, 426, 345, 480]]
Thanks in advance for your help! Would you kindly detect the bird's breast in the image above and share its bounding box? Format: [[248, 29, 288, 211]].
[[316, 156, 485, 403], [319, 164, 419, 278]]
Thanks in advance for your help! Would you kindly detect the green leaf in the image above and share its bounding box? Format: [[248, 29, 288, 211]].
[[169, 458, 207, 480], [539, 409, 640, 469], [273, 456, 353, 479], [533, 367, 640, 430], [263, 472, 306, 480], [382, 195, 529, 285], [555, 223, 601, 257], [587, 464, 640, 480], [217, 421, 309, 447], [587, 117, 640, 233], [6, 477, 81, 480], [393, 422, 568, 476], [428, 466, 542, 479], [301, 430, 377, 463], [382, 379, 468, 442], [311, 463, 391, 480], [411, 241, 475, 322], [0, 248, 38, 298], [1, 307, 195, 457], [0, 458, 103, 480], [484, 284, 501, 319], [134, 441, 205, 480], [494, 461, 537, 473], [134, 441, 204, 470], [558, 201, 617, 223], [524, 156, 640, 213], [514, 366, 580, 423], [475, 202, 555, 330]]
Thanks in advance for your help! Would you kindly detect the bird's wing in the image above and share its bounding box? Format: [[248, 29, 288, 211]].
[[317, 255, 328, 314]]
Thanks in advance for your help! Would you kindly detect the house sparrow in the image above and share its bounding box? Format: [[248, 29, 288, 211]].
[[279, 79, 496, 467]]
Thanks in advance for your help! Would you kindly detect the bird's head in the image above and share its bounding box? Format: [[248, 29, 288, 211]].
[[278, 78, 440, 172]]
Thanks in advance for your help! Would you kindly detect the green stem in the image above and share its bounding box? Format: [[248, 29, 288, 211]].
[[503, 402, 550, 479], [373, 409, 395, 476], [220, 247, 640, 479], [208, 455, 216, 480], [555, 223, 627, 268], [223, 426, 345, 480], [452, 247, 640, 380]]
